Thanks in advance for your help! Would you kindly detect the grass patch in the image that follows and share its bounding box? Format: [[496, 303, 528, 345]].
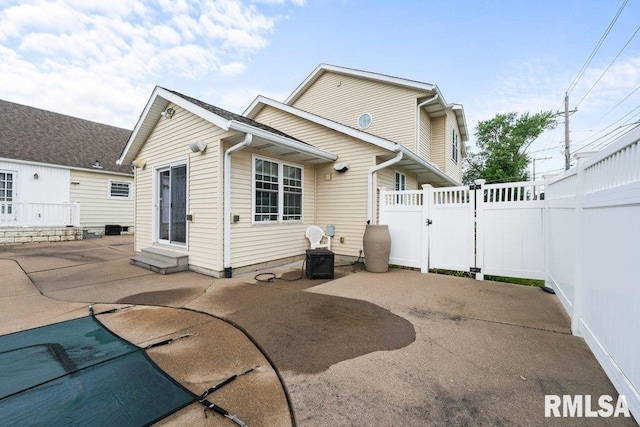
[[485, 275, 544, 287], [430, 269, 544, 287]]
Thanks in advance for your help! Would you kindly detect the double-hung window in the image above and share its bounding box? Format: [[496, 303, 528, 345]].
[[254, 156, 303, 223], [452, 129, 459, 163]]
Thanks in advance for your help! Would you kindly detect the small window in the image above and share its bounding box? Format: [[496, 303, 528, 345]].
[[253, 156, 303, 223], [452, 129, 459, 163], [395, 171, 406, 191], [358, 113, 372, 129], [109, 181, 131, 198]]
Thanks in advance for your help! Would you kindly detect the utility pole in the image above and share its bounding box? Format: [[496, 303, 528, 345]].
[[533, 157, 552, 181], [532, 157, 551, 199], [564, 93, 573, 170]]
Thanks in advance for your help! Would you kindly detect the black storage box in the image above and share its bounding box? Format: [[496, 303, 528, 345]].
[[306, 249, 334, 279], [105, 225, 122, 235]]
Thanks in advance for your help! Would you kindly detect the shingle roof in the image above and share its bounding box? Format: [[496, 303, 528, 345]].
[[163, 88, 307, 144], [0, 99, 132, 174]]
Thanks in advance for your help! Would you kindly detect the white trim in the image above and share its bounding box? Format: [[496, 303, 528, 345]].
[[358, 112, 373, 129], [245, 96, 457, 185], [394, 170, 407, 191], [246, 96, 398, 151], [281, 64, 469, 143], [153, 158, 188, 248], [224, 134, 253, 271], [251, 154, 304, 225], [119, 86, 337, 167], [285, 64, 436, 105], [107, 180, 132, 199], [368, 151, 403, 224], [229, 121, 336, 162], [0, 157, 132, 177]]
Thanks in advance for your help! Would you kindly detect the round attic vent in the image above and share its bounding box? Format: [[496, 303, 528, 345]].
[[358, 112, 372, 129]]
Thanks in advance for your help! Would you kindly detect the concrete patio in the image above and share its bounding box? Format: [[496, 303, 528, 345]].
[[0, 235, 635, 426]]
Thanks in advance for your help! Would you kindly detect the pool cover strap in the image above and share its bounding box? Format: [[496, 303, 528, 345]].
[[0, 316, 197, 426]]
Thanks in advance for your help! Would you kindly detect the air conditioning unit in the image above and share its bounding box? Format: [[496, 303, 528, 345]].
[[105, 225, 122, 235]]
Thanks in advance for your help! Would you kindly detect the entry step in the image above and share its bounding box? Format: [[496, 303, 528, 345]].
[[130, 247, 188, 274]]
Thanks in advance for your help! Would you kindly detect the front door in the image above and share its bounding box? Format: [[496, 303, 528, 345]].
[[158, 165, 186, 245]]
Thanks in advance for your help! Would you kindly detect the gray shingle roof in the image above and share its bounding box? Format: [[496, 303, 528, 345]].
[[163, 88, 307, 144], [0, 99, 132, 174]]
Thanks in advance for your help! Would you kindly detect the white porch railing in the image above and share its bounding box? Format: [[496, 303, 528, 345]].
[[0, 202, 81, 227]]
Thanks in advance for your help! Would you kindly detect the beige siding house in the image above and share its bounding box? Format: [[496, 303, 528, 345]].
[[119, 65, 468, 277], [286, 64, 468, 185]]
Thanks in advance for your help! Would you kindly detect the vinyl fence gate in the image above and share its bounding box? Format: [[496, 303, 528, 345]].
[[379, 180, 546, 281]]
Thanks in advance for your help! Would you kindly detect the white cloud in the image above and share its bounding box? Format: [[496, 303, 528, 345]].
[[0, 0, 305, 127]]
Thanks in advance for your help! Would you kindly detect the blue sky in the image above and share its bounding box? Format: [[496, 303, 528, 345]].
[[1, 0, 639, 177]]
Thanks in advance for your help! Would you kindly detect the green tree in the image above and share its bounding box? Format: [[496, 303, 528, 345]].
[[463, 111, 556, 184]]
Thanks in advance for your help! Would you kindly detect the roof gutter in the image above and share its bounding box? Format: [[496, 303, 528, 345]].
[[415, 95, 439, 152], [223, 133, 253, 277], [367, 150, 403, 224]]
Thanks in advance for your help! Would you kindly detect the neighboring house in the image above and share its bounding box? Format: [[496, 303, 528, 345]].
[[0, 99, 134, 244], [117, 65, 468, 278]]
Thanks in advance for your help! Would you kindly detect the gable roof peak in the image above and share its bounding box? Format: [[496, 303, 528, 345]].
[[285, 63, 438, 105]]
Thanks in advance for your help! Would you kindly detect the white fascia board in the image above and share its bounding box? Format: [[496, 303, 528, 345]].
[[117, 87, 233, 165], [229, 121, 338, 162], [117, 87, 160, 165], [449, 104, 469, 142], [398, 146, 458, 186], [156, 87, 232, 130], [1, 157, 70, 171], [249, 96, 400, 153], [243, 95, 266, 117], [0, 157, 132, 177], [285, 63, 437, 105]]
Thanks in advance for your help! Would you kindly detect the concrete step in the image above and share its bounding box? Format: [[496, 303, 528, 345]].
[[130, 247, 188, 274]]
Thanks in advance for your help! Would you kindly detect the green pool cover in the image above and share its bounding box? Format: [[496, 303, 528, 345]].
[[0, 316, 195, 426]]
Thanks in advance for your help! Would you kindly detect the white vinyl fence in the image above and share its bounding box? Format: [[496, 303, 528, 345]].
[[380, 180, 546, 281], [379, 125, 640, 419], [546, 126, 640, 419]]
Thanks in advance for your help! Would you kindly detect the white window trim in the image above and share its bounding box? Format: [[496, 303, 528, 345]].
[[152, 158, 189, 249], [107, 180, 132, 199], [252, 154, 304, 225], [394, 170, 407, 191], [452, 129, 459, 164]]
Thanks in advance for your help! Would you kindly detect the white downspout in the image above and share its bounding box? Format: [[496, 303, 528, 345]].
[[415, 94, 439, 155], [223, 133, 253, 277], [367, 150, 403, 224]]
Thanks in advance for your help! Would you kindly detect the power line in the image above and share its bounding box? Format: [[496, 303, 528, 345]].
[[575, 25, 640, 109], [573, 118, 640, 153], [591, 120, 640, 151], [566, 0, 629, 95], [582, 85, 640, 129]]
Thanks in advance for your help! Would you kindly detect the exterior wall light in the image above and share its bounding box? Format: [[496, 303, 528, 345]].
[[160, 107, 175, 119]]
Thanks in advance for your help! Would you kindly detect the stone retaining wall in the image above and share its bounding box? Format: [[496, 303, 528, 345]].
[[0, 227, 84, 245]]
